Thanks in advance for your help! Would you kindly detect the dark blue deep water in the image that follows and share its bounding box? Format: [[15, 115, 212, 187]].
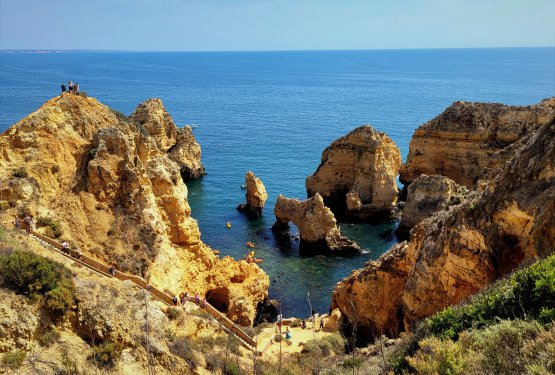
[[1, 48, 554, 317]]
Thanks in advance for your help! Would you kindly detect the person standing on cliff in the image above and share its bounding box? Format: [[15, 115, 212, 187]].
[[74, 83, 80, 95], [61, 83, 66, 96], [68, 81, 73, 94]]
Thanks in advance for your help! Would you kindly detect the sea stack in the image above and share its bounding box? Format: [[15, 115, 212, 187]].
[[130, 98, 206, 181], [306, 125, 402, 221], [272, 193, 361, 256], [237, 171, 268, 218]]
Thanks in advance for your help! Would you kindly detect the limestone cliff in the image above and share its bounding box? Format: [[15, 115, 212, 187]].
[[332, 118, 555, 342], [306, 125, 402, 221], [400, 98, 555, 187], [0, 95, 268, 325], [130, 98, 206, 180], [396, 174, 468, 239], [237, 171, 268, 219], [272, 194, 361, 255]]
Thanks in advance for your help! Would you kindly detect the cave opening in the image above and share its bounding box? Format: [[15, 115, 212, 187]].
[[205, 287, 230, 313]]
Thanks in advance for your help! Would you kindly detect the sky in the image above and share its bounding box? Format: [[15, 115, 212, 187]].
[[1, 0, 554, 51]]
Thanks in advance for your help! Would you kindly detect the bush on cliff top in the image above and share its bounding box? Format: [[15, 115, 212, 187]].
[[427, 254, 555, 340], [0, 249, 75, 319], [390, 254, 555, 373]]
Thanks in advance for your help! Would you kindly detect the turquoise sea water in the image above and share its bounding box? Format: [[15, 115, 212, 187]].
[[1, 48, 554, 318]]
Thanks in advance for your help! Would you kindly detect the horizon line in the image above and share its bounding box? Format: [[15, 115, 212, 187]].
[[1, 46, 555, 53]]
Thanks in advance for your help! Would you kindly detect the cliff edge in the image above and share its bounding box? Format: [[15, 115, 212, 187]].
[[0, 95, 268, 325]]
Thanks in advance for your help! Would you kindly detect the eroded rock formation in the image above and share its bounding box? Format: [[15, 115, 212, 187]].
[[130, 98, 206, 181], [400, 98, 555, 187], [332, 118, 555, 343], [237, 171, 268, 218], [306, 125, 402, 221], [396, 174, 468, 239], [0, 95, 267, 325], [273, 193, 361, 255]]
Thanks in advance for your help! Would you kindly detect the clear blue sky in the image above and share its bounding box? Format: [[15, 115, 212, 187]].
[[1, 0, 554, 51]]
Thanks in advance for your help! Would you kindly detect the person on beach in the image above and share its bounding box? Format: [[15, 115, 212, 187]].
[[320, 318, 325, 331], [68, 81, 73, 94], [285, 327, 292, 344], [300, 320, 306, 329], [61, 83, 66, 95]]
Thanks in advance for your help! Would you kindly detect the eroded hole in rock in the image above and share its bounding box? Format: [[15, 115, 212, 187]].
[[205, 287, 230, 313]]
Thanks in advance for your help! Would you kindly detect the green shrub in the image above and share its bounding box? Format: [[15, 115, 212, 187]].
[[166, 307, 183, 320], [341, 356, 365, 369], [205, 352, 225, 371], [36, 216, 63, 238], [225, 361, 241, 375], [323, 333, 346, 354], [93, 341, 121, 368], [2, 350, 26, 369], [37, 327, 60, 347], [13, 167, 28, 178], [0, 250, 75, 319], [170, 336, 198, 367], [407, 337, 465, 375], [427, 255, 555, 340]]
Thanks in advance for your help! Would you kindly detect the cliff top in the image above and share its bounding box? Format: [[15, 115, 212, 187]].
[[420, 97, 555, 133]]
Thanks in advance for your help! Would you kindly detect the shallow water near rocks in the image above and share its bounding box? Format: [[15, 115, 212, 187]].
[[1, 48, 554, 317]]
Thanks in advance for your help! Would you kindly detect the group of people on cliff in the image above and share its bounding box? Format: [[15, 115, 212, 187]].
[[61, 81, 80, 95]]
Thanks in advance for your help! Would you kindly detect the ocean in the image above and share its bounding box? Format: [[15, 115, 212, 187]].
[[1, 48, 554, 318]]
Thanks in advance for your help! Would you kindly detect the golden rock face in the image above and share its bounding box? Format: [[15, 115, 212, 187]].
[[332, 115, 555, 342], [306, 124, 402, 220], [400, 98, 555, 188], [0, 94, 268, 325]]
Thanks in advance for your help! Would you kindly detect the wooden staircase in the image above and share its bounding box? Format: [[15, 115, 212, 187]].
[[22, 227, 262, 355]]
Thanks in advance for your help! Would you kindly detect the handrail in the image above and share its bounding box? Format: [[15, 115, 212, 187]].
[[20, 225, 259, 352]]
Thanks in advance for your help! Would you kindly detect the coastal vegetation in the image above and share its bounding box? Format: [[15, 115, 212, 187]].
[[0, 249, 75, 319], [389, 255, 555, 374]]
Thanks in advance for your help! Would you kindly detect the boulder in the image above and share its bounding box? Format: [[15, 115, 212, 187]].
[[400, 98, 555, 188], [237, 171, 268, 218], [396, 174, 468, 239], [273, 193, 361, 256], [306, 125, 402, 221], [323, 308, 343, 332]]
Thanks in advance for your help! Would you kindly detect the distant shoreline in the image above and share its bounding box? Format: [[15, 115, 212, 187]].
[[1, 46, 554, 54]]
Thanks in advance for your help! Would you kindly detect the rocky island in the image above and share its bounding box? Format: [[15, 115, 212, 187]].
[[306, 125, 402, 222]]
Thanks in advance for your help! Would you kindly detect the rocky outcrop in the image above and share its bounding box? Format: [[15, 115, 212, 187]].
[[306, 125, 402, 221], [272, 194, 361, 255], [400, 98, 555, 188], [396, 175, 468, 239], [332, 118, 555, 342], [0, 95, 268, 325], [237, 171, 268, 218], [130, 98, 205, 181]]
